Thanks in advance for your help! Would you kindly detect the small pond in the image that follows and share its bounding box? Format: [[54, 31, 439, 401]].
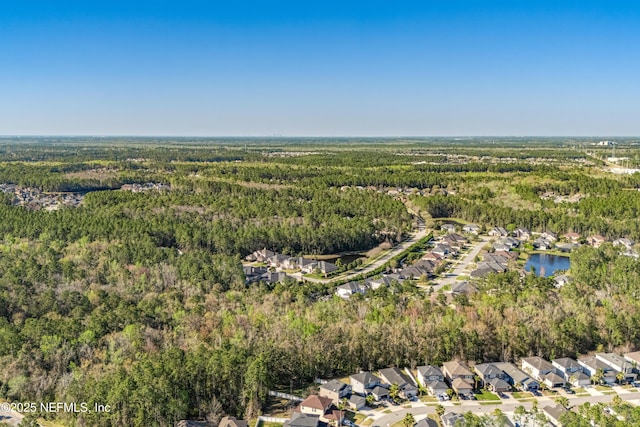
[[524, 253, 570, 277]]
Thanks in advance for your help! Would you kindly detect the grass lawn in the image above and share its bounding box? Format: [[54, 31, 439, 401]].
[[353, 414, 367, 424], [382, 410, 392, 414], [573, 387, 587, 393], [511, 392, 533, 399], [419, 396, 438, 402], [261, 423, 284, 427], [475, 390, 500, 401], [601, 391, 616, 395], [595, 385, 613, 391], [361, 419, 373, 426], [479, 401, 502, 405]]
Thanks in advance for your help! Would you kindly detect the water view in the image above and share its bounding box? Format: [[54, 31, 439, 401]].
[[525, 253, 570, 277]]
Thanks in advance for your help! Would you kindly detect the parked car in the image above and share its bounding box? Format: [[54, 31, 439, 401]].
[[342, 420, 356, 427]]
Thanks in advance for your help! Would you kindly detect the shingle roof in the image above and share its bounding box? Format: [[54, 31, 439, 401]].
[[321, 379, 348, 393], [351, 372, 378, 385], [299, 395, 332, 412]]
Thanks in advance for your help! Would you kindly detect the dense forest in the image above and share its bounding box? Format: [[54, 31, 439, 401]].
[[0, 139, 640, 426]]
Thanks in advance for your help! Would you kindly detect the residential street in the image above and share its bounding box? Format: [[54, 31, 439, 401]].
[[430, 236, 491, 291], [297, 217, 429, 284]]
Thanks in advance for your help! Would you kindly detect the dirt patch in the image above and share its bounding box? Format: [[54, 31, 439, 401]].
[[365, 240, 392, 258]]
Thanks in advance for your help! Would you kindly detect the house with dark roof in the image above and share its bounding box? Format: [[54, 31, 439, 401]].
[[417, 365, 444, 386], [319, 379, 351, 404], [493, 362, 539, 391], [596, 353, 637, 382], [336, 281, 367, 299], [442, 361, 474, 383], [370, 385, 389, 401], [578, 356, 617, 384], [488, 227, 509, 237], [348, 394, 367, 411], [552, 358, 590, 387], [462, 224, 481, 235], [350, 372, 381, 395], [474, 363, 509, 391], [378, 367, 418, 399], [414, 418, 439, 427], [284, 413, 320, 427], [521, 357, 557, 382], [542, 404, 568, 427]]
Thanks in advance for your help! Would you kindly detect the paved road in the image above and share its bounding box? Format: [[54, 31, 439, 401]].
[[297, 219, 429, 284], [369, 391, 640, 427], [430, 236, 491, 291]]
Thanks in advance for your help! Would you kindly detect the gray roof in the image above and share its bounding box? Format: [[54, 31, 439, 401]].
[[542, 404, 568, 422], [522, 356, 555, 372], [487, 377, 511, 389], [544, 372, 565, 384], [474, 363, 504, 378], [441, 412, 465, 427], [493, 362, 535, 385], [426, 380, 449, 391], [379, 367, 413, 387], [417, 365, 444, 379], [321, 379, 349, 393], [350, 372, 379, 385], [349, 394, 366, 405], [552, 358, 581, 371], [284, 413, 320, 427], [443, 361, 473, 377], [414, 419, 439, 427]]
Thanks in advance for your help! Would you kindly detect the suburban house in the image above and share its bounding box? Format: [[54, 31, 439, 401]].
[[444, 233, 467, 248], [350, 372, 380, 395], [264, 272, 293, 284], [563, 232, 581, 243], [319, 380, 352, 404], [414, 418, 438, 427], [488, 226, 509, 237], [417, 366, 449, 396], [513, 227, 531, 240], [450, 377, 473, 397], [268, 254, 290, 268], [493, 243, 511, 252], [432, 244, 452, 258], [317, 261, 338, 276], [451, 281, 477, 295], [441, 223, 456, 233], [243, 265, 268, 283], [578, 356, 617, 384], [442, 361, 474, 383], [462, 224, 481, 235], [378, 367, 418, 399], [533, 238, 552, 251], [474, 363, 511, 392], [496, 236, 520, 248], [422, 252, 444, 263], [587, 235, 607, 247], [521, 357, 557, 382], [367, 275, 401, 290], [219, 417, 249, 427], [284, 413, 320, 427], [541, 231, 558, 242], [441, 413, 465, 427], [553, 275, 571, 288], [335, 282, 367, 299], [347, 395, 366, 411], [493, 362, 539, 391], [552, 358, 591, 387], [296, 395, 343, 424], [596, 353, 637, 382], [542, 404, 568, 427], [370, 385, 389, 401], [298, 395, 333, 416], [417, 365, 445, 385], [245, 248, 275, 262], [543, 372, 566, 388]]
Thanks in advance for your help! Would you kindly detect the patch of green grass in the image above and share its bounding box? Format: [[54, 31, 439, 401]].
[[479, 401, 502, 405], [573, 387, 586, 393], [511, 392, 533, 399], [419, 396, 438, 402], [361, 419, 373, 426], [475, 390, 500, 401], [595, 385, 612, 391], [382, 410, 392, 414]]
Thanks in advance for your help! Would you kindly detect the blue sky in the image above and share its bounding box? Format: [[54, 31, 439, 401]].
[[1, 0, 639, 136]]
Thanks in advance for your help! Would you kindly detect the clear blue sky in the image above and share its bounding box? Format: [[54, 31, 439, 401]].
[[1, 0, 639, 136]]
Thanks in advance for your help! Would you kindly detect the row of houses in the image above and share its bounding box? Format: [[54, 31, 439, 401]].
[[521, 352, 638, 387], [335, 233, 464, 298], [0, 184, 84, 211], [246, 249, 339, 275]]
